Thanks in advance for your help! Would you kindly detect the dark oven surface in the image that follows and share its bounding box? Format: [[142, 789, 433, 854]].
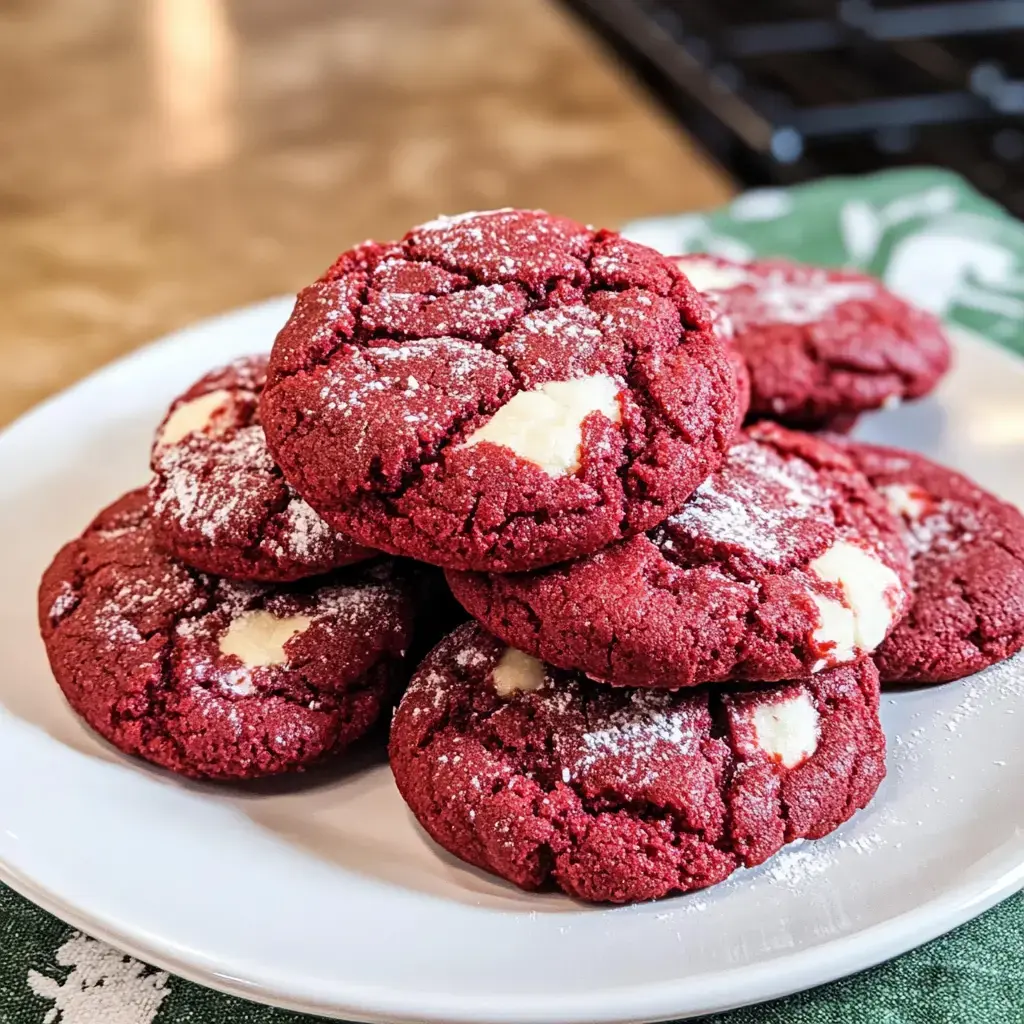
[[561, 0, 1024, 216]]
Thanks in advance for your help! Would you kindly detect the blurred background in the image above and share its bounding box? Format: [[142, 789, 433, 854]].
[[0, 0, 729, 427], [2, 0, 1021, 427], [566, 0, 1024, 213]]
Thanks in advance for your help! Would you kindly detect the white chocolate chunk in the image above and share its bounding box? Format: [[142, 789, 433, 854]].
[[674, 257, 750, 293], [218, 610, 312, 668], [159, 389, 233, 446], [810, 540, 901, 660], [492, 647, 546, 697], [752, 691, 819, 768], [879, 483, 929, 522], [809, 591, 857, 670], [462, 375, 621, 476]]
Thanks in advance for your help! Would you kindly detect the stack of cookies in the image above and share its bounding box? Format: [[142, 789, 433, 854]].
[[38, 209, 1024, 904]]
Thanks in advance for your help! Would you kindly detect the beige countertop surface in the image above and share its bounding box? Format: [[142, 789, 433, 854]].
[[0, 0, 732, 427]]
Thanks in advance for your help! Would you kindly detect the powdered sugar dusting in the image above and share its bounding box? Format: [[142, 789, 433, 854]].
[[454, 284, 521, 322], [93, 526, 136, 542], [900, 499, 975, 558], [174, 573, 401, 702], [273, 497, 341, 562], [761, 824, 887, 890], [49, 581, 78, 622], [496, 306, 611, 385], [663, 439, 829, 566], [744, 275, 876, 327], [520, 307, 603, 343], [154, 426, 275, 542], [699, 262, 879, 329], [763, 842, 835, 886], [218, 668, 256, 697], [113, 576, 176, 614], [455, 645, 490, 669], [404, 208, 591, 289], [318, 339, 498, 420], [174, 580, 261, 639], [412, 208, 518, 234], [363, 283, 522, 337], [224, 354, 266, 391], [893, 655, 1024, 772], [571, 689, 701, 780], [154, 420, 351, 567], [306, 579, 399, 629], [93, 599, 144, 649]]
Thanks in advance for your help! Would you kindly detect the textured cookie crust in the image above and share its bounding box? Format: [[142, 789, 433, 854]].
[[389, 623, 886, 904], [150, 356, 375, 581], [673, 254, 951, 428], [261, 209, 744, 572], [448, 423, 912, 688], [841, 441, 1024, 683], [39, 489, 414, 779]]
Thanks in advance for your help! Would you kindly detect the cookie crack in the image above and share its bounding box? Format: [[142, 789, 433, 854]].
[[400, 239, 595, 305], [272, 271, 376, 384], [367, 388, 515, 504]]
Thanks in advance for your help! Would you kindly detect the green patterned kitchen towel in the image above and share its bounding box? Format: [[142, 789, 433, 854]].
[[3, 167, 1024, 1024]]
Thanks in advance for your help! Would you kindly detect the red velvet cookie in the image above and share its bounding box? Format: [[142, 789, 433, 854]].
[[39, 489, 414, 780], [261, 209, 745, 572], [839, 442, 1024, 683], [673, 254, 951, 429], [150, 356, 375, 582], [448, 423, 911, 689], [390, 622, 886, 904]]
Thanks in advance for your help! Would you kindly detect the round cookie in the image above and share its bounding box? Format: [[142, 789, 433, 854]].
[[39, 489, 414, 780], [840, 442, 1024, 683], [673, 254, 951, 428], [150, 356, 375, 582], [448, 422, 912, 689], [261, 209, 745, 572], [390, 622, 886, 905]]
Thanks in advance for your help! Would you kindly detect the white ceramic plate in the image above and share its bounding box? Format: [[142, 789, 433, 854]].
[[1, 299, 1023, 1024]]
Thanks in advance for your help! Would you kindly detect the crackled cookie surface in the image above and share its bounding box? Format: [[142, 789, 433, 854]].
[[150, 355, 375, 581], [448, 423, 911, 688], [261, 209, 744, 572], [389, 623, 885, 904], [39, 489, 414, 779], [841, 442, 1024, 683], [674, 254, 951, 429]]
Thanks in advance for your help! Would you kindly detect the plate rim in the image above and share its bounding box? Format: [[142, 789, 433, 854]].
[[2, 299, 1023, 1024], [2, 844, 1022, 1024]]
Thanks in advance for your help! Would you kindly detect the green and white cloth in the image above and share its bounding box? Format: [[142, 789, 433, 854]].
[[3, 168, 1023, 1024]]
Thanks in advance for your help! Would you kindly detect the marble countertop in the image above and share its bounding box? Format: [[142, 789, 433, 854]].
[[0, 0, 732, 426]]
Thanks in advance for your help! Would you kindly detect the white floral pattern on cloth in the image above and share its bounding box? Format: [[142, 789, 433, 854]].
[[27, 934, 170, 1024]]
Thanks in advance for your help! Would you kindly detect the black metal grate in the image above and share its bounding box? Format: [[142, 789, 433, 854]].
[[561, 0, 1024, 216]]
